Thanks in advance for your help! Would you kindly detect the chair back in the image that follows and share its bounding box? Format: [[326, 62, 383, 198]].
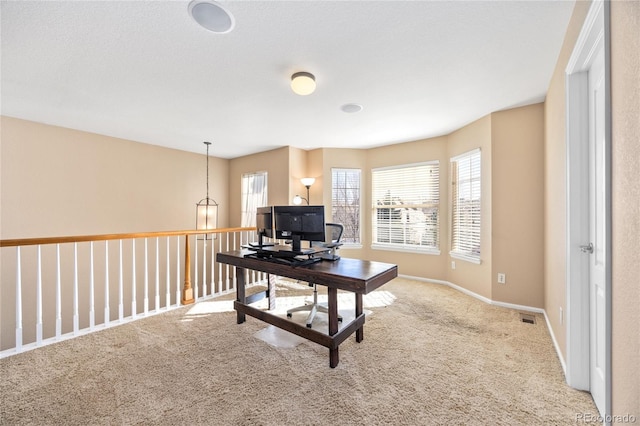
[[325, 223, 344, 244]]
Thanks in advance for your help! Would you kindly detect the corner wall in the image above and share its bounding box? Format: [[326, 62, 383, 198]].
[[491, 104, 545, 308]]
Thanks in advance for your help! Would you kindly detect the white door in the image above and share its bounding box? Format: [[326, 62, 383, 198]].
[[587, 44, 606, 415]]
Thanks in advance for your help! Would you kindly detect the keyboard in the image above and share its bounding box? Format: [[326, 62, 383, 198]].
[[247, 242, 275, 248], [244, 252, 321, 267]]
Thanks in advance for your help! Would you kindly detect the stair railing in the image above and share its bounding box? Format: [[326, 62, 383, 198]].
[[0, 227, 262, 358]]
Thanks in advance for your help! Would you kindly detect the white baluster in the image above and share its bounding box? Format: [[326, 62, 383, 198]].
[[218, 233, 223, 294], [56, 244, 62, 338], [36, 245, 43, 345], [202, 237, 207, 298], [131, 239, 137, 319], [194, 235, 199, 301], [155, 237, 160, 311], [143, 238, 149, 315], [175, 236, 180, 307], [214, 233, 217, 296], [15, 247, 23, 351], [89, 241, 95, 330], [221, 233, 227, 292], [165, 236, 170, 310], [226, 233, 232, 292], [118, 239, 124, 322], [73, 243, 79, 334], [104, 240, 110, 325]]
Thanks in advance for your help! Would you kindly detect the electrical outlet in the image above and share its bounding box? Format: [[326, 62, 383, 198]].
[[497, 273, 506, 284], [451, 261, 456, 270]]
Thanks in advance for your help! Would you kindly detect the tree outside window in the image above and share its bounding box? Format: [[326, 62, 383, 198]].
[[331, 168, 360, 244]]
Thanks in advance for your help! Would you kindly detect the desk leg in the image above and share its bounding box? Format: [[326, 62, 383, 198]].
[[355, 293, 364, 342], [328, 287, 339, 368], [236, 267, 246, 324]]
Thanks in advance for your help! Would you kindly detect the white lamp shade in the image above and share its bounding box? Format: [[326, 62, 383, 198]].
[[291, 72, 316, 96], [196, 203, 218, 230], [301, 177, 316, 187], [292, 195, 303, 205]]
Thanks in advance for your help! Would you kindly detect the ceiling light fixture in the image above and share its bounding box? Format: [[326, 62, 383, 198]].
[[341, 103, 363, 113], [291, 72, 316, 96], [188, 0, 235, 34], [196, 141, 219, 238]]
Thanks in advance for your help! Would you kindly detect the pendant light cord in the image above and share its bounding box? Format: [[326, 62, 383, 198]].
[[204, 141, 211, 202]]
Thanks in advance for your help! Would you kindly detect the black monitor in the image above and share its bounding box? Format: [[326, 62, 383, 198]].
[[253, 206, 274, 247], [273, 205, 326, 253]]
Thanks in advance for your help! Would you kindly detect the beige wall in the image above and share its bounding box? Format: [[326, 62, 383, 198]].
[[302, 148, 324, 207], [0, 116, 228, 238], [491, 104, 545, 308], [288, 147, 309, 205], [610, 0, 639, 417]]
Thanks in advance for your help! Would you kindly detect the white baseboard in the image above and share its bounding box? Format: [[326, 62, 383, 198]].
[[543, 310, 567, 375], [398, 274, 567, 374]]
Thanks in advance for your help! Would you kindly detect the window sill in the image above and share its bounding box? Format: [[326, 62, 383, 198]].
[[450, 251, 482, 264], [372, 244, 440, 255]]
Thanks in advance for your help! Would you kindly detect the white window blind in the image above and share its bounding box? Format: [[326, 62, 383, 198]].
[[372, 162, 439, 252], [241, 171, 268, 227], [450, 149, 481, 262], [331, 168, 361, 244]]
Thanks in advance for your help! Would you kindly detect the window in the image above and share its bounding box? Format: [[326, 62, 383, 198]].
[[241, 171, 268, 227], [372, 162, 440, 253], [450, 149, 481, 263], [331, 168, 361, 244]]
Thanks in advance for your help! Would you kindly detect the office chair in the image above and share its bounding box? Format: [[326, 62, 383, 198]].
[[286, 223, 344, 328]]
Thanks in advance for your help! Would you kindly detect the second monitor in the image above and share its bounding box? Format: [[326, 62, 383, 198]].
[[252, 206, 275, 248], [273, 205, 326, 253]]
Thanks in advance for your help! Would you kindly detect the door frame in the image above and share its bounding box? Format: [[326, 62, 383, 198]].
[[565, 0, 611, 416]]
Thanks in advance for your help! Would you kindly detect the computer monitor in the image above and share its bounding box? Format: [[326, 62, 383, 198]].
[[273, 205, 326, 253], [254, 206, 274, 247]]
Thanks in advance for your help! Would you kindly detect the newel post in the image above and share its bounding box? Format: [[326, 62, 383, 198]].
[[181, 234, 195, 305]]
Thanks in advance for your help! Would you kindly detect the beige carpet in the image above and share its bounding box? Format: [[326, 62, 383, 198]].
[[0, 277, 598, 425]]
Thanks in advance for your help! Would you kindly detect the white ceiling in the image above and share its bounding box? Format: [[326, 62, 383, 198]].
[[1, 0, 575, 159]]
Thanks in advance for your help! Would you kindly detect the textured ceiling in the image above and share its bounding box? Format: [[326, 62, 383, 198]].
[[1, 1, 575, 159]]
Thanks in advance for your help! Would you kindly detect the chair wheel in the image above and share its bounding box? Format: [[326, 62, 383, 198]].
[[338, 317, 343, 322], [306, 324, 312, 328], [287, 313, 292, 318]]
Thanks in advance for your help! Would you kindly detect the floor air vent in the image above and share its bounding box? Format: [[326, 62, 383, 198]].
[[519, 313, 537, 324]]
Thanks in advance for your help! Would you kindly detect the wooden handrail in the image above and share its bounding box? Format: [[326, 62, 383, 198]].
[[0, 227, 254, 248]]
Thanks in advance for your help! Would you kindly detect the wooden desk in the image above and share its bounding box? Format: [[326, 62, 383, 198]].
[[216, 249, 398, 368]]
